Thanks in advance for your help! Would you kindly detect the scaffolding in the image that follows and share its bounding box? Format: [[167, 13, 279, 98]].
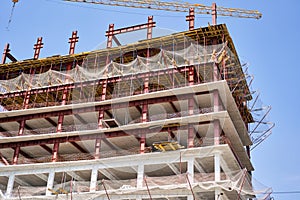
[[0, 22, 273, 200]]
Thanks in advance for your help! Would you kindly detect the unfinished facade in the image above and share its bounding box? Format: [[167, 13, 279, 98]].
[[0, 13, 271, 200]]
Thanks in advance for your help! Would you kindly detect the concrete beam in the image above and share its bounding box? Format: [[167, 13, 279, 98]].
[[0, 145, 240, 177]]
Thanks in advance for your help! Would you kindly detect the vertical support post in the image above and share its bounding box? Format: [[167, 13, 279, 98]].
[[90, 167, 98, 192], [23, 92, 31, 109], [214, 152, 221, 200], [6, 174, 15, 197], [56, 114, 64, 133], [141, 73, 149, 123], [213, 89, 220, 112], [2, 43, 17, 64], [222, 54, 227, 80], [140, 134, 146, 154], [68, 31, 79, 55], [141, 95, 148, 123], [18, 120, 25, 136], [188, 94, 195, 148], [12, 147, 20, 165], [214, 120, 220, 145], [147, 16, 154, 40], [187, 158, 194, 184], [53, 98, 64, 162], [187, 124, 195, 148], [213, 63, 220, 82], [140, 68, 149, 153], [186, 8, 195, 30], [2, 43, 10, 64], [137, 164, 144, 189], [106, 24, 114, 48], [95, 54, 110, 158], [94, 136, 101, 159], [188, 66, 194, 86], [98, 108, 105, 129], [214, 152, 221, 181], [101, 54, 110, 102], [101, 79, 108, 101], [13, 119, 26, 165], [52, 142, 59, 162], [212, 3, 217, 25], [188, 95, 194, 116], [53, 83, 69, 162], [96, 108, 104, 159], [46, 171, 55, 196], [33, 37, 43, 60], [146, 16, 154, 59]]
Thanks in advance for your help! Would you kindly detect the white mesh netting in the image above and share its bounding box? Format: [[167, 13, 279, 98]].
[[7, 169, 271, 200], [0, 42, 234, 94]]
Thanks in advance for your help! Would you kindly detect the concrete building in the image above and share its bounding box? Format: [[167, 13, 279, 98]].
[[0, 15, 271, 200]]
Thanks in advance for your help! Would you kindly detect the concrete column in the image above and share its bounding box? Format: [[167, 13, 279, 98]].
[[214, 120, 221, 145], [187, 95, 195, 148], [94, 137, 101, 159], [188, 66, 194, 86], [137, 164, 144, 189], [12, 147, 20, 165], [98, 110, 104, 129], [187, 124, 195, 148], [96, 109, 104, 159], [140, 101, 148, 154], [213, 89, 220, 112], [140, 134, 146, 154], [46, 171, 55, 196], [187, 158, 194, 184], [56, 115, 64, 133], [13, 119, 27, 165], [51, 142, 59, 162], [90, 167, 98, 192], [5, 174, 15, 197], [214, 152, 221, 182], [142, 104, 148, 123], [188, 96, 194, 116]]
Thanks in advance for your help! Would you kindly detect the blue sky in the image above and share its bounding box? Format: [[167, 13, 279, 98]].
[[1, 0, 300, 199]]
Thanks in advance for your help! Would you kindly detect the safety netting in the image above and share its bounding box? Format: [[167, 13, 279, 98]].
[[6, 169, 272, 200], [0, 42, 236, 94]]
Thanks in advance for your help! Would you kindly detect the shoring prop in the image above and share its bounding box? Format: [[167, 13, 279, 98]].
[[144, 176, 153, 200], [185, 173, 196, 200], [101, 179, 111, 200]]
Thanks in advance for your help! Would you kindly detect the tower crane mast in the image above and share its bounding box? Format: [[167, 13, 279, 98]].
[[64, 0, 262, 19]]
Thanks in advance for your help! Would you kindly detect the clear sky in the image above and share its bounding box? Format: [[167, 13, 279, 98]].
[[1, 0, 300, 199]]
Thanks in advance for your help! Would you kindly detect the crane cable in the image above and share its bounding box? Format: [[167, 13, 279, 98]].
[[6, 0, 18, 31]]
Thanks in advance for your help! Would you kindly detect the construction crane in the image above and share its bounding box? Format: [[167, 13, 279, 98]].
[[64, 0, 262, 19]]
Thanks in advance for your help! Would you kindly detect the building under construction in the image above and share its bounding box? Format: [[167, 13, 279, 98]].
[[0, 3, 272, 200]]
